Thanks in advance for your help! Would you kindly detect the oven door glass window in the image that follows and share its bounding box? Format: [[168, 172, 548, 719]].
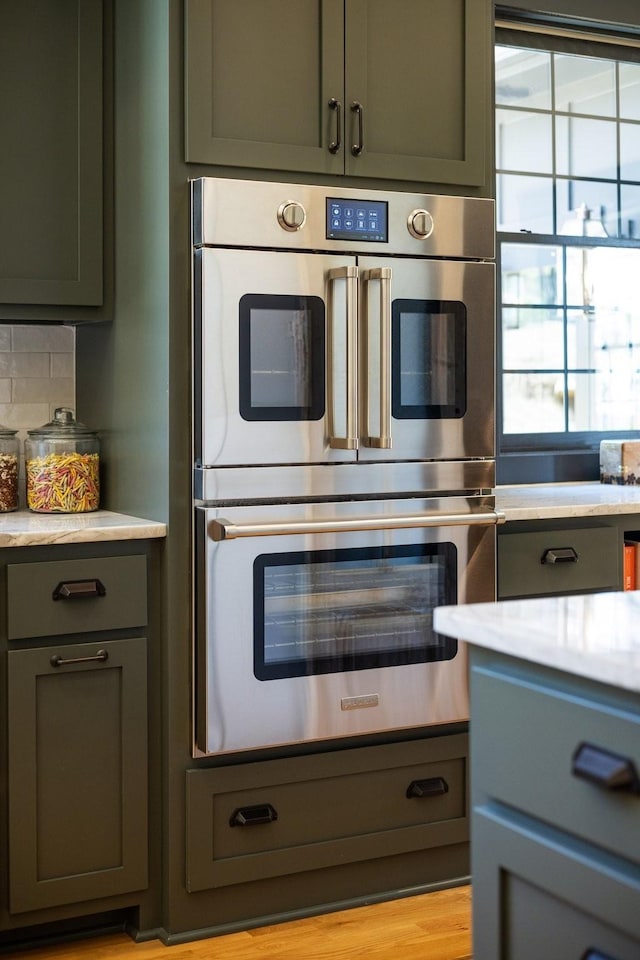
[[239, 293, 325, 421], [254, 543, 457, 680], [392, 299, 466, 419]]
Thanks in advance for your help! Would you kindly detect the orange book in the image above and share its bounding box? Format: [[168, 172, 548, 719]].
[[624, 541, 636, 591]]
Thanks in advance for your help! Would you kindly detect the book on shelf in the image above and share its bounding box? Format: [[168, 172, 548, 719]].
[[624, 539, 639, 591]]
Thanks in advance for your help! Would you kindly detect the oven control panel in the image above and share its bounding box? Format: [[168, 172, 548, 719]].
[[193, 177, 495, 260], [326, 196, 388, 242]]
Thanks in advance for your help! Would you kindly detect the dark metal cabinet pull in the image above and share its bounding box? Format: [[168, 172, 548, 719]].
[[541, 547, 578, 564], [229, 803, 278, 827], [406, 777, 449, 799], [572, 742, 640, 794], [351, 100, 364, 155], [50, 649, 109, 668], [52, 578, 107, 600], [328, 97, 341, 153]]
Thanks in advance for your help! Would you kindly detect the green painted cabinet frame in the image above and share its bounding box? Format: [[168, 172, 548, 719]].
[[184, 0, 489, 187], [0, 0, 103, 306], [7, 636, 148, 914]]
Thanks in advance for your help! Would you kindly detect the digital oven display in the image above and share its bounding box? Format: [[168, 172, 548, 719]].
[[326, 197, 388, 242]]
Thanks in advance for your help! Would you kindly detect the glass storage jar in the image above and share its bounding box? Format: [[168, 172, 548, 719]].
[[0, 426, 19, 512], [25, 408, 100, 513]]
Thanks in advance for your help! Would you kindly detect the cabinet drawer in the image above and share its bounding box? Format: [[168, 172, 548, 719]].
[[472, 666, 640, 865], [498, 525, 619, 598], [186, 734, 468, 891], [473, 805, 640, 959], [7, 555, 147, 639]]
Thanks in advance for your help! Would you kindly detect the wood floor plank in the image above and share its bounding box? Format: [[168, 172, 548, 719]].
[[13, 886, 471, 960]]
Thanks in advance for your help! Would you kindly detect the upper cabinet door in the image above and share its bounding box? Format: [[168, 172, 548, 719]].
[[185, 0, 345, 175], [0, 0, 103, 306], [344, 0, 489, 185]]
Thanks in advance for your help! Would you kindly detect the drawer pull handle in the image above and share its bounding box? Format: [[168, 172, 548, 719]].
[[52, 578, 107, 601], [572, 742, 640, 794], [541, 547, 578, 564], [406, 777, 449, 799], [229, 803, 278, 827], [581, 950, 618, 960], [50, 649, 109, 668]]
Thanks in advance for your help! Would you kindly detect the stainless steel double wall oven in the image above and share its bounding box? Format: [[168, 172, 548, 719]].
[[192, 177, 500, 757]]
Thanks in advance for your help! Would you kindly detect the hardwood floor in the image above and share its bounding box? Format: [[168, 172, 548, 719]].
[[13, 886, 472, 959]]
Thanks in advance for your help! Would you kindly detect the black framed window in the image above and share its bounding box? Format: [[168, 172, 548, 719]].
[[253, 543, 458, 681], [239, 293, 325, 421], [495, 15, 640, 482]]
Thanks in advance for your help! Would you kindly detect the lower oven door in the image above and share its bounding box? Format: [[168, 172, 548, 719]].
[[194, 496, 500, 757]]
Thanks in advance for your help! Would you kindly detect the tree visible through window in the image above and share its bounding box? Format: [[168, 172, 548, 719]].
[[495, 36, 640, 455]]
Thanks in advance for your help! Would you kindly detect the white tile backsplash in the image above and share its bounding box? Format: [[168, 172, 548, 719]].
[[11, 325, 75, 353], [0, 352, 50, 379], [50, 352, 74, 379], [12, 377, 74, 405], [1, 326, 75, 422], [0, 325, 76, 507]]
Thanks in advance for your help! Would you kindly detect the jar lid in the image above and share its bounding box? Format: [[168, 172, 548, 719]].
[[0, 424, 17, 437], [27, 407, 98, 439]]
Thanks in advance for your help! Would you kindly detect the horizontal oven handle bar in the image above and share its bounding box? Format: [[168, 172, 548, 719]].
[[210, 510, 506, 541]]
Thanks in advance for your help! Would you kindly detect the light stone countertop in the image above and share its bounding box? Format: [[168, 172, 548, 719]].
[[496, 481, 640, 521], [434, 591, 640, 694], [0, 509, 166, 547]]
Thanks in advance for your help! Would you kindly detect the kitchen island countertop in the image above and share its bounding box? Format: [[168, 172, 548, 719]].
[[0, 509, 166, 547], [434, 590, 640, 695], [496, 480, 640, 521]]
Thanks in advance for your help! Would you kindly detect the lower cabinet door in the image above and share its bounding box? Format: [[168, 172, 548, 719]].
[[472, 803, 640, 960], [7, 637, 148, 913]]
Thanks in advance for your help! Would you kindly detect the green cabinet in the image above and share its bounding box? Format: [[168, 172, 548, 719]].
[[470, 649, 640, 958], [0, 547, 154, 925], [0, 0, 103, 307], [7, 637, 148, 914], [184, 0, 490, 188], [498, 522, 620, 599]]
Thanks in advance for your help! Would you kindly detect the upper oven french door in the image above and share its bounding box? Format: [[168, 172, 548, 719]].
[[194, 246, 495, 471], [194, 247, 357, 468], [357, 256, 495, 462]]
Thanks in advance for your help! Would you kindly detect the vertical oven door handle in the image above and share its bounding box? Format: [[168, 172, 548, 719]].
[[210, 511, 506, 541], [361, 267, 392, 449], [327, 266, 359, 450]]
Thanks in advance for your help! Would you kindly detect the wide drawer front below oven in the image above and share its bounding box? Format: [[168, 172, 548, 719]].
[[186, 733, 468, 891]]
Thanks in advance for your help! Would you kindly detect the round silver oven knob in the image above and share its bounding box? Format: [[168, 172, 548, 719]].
[[277, 201, 307, 232], [408, 208, 434, 240]]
